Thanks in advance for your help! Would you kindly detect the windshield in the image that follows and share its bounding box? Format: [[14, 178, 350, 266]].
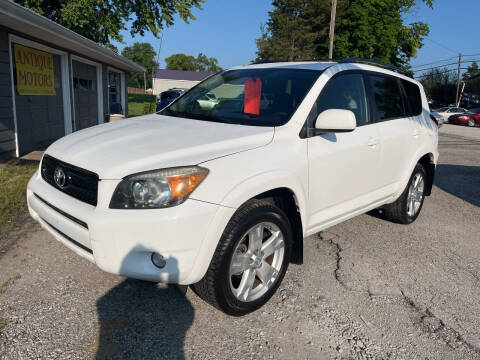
[[436, 107, 448, 112], [160, 68, 320, 126]]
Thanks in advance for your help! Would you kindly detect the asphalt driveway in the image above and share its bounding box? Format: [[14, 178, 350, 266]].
[[0, 124, 479, 360]]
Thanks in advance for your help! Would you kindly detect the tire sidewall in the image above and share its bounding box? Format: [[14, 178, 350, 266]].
[[215, 205, 292, 315], [401, 164, 427, 223]]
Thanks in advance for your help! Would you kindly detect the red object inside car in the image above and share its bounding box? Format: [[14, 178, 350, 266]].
[[244, 77, 262, 115]]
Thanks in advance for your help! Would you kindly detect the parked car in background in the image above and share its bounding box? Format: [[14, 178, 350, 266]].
[[430, 111, 444, 127], [27, 60, 438, 315], [196, 92, 219, 110], [156, 88, 186, 111], [434, 107, 467, 123], [448, 107, 480, 127]]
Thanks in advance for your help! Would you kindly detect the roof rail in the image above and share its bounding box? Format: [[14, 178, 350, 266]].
[[250, 57, 411, 76], [338, 58, 409, 75], [251, 59, 335, 65]]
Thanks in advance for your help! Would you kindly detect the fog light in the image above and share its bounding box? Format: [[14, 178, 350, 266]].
[[151, 252, 167, 268]]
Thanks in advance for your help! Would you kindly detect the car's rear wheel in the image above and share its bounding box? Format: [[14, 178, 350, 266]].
[[384, 163, 426, 224], [192, 199, 292, 316], [468, 118, 475, 127]]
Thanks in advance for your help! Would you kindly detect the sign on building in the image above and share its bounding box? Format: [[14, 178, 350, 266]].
[[14, 44, 55, 96], [460, 92, 480, 105]]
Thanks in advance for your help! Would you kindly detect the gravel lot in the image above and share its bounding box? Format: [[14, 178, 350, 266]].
[[0, 124, 479, 360]]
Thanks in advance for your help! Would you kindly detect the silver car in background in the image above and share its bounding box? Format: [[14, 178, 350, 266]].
[[430, 111, 444, 127]]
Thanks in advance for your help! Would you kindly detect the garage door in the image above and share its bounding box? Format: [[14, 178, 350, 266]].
[[72, 60, 99, 130], [14, 50, 65, 156]]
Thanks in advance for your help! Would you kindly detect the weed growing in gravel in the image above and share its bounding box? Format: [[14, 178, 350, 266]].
[[0, 317, 8, 332], [0, 160, 38, 240]]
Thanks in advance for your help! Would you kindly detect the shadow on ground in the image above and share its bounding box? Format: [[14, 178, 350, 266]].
[[435, 164, 480, 207], [94, 255, 194, 360]]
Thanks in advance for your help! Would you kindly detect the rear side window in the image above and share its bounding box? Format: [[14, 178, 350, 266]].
[[401, 80, 422, 116], [313, 73, 370, 126], [368, 75, 404, 121], [162, 91, 178, 101]]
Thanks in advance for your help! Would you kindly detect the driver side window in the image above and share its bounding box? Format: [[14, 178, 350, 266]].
[[312, 73, 370, 127]]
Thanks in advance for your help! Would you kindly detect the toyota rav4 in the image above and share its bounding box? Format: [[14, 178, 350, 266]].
[[27, 60, 438, 315]]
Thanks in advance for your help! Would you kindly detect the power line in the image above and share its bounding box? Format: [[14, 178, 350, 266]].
[[424, 37, 459, 54], [413, 59, 480, 73], [411, 56, 459, 69], [410, 53, 480, 70], [414, 67, 472, 79]]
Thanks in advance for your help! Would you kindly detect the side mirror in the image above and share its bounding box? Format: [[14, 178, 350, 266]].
[[314, 109, 356, 134]]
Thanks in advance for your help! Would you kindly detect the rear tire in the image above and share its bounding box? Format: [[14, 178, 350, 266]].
[[192, 199, 292, 316], [384, 163, 427, 224]]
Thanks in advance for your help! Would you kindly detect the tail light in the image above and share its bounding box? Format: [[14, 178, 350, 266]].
[[430, 114, 439, 127]]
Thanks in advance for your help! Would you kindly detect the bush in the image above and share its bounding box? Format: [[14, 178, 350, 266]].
[[128, 94, 156, 103]]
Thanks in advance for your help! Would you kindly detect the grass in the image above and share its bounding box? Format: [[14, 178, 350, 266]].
[[0, 317, 8, 332], [127, 94, 156, 117], [0, 160, 38, 239]]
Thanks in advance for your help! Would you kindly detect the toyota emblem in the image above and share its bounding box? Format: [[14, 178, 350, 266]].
[[53, 167, 67, 188]]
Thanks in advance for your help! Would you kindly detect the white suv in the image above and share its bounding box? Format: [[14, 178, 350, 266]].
[[27, 60, 438, 315]]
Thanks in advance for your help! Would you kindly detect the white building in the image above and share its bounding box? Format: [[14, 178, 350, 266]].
[[152, 69, 214, 94]]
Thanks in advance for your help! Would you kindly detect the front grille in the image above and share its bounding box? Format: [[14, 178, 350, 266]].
[[41, 155, 99, 206], [34, 193, 88, 229]]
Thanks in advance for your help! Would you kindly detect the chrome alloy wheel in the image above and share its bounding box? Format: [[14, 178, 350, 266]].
[[407, 173, 425, 217], [229, 222, 285, 302]]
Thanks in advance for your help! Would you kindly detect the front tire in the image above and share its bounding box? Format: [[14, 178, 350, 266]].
[[192, 199, 292, 316], [384, 163, 427, 224], [468, 118, 475, 127]]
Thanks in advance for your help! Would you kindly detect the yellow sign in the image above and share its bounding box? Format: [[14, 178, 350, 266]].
[[14, 44, 55, 96]]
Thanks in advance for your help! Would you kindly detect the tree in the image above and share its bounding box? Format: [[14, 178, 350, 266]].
[[256, 0, 433, 68], [195, 53, 222, 72], [14, 0, 204, 45], [121, 43, 158, 89], [256, 0, 330, 62], [165, 54, 197, 71], [463, 61, 479, 81], [419, 68, 457, 107], [165, 53, 222, 72]]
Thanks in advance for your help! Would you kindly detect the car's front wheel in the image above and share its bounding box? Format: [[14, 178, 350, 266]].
[[383, 163, 427, 224], [192, 199, 292, 316], [468, 118, 475, 127]]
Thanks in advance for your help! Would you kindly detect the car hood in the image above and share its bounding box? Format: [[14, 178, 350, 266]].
[[45, 115, 274, 179]]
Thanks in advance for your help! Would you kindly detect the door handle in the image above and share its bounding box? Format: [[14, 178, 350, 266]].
[[367, 138, 379, 147]]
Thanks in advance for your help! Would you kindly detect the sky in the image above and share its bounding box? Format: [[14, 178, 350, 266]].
[[112, 0, 273, 69], [112, 0, 480, 76]]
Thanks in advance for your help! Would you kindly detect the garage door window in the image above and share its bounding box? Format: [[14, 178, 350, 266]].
[[109, 70, 123, 114]]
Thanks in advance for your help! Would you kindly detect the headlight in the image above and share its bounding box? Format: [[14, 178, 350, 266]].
[[109, 166, 208, 209]]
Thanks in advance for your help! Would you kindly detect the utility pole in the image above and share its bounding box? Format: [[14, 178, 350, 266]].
[[328, 0, 337, 60], [455, 53, 462, 106], [152, 32, 164, 95], [143, 71, 146, 94], [457, 81, 465, 107]]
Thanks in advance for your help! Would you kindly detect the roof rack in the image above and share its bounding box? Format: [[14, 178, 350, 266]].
[[250, 57, 411, 76], [338, 58, 409, 75], [251, 59, 335, 65]]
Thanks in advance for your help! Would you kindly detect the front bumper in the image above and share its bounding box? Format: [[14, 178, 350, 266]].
[[27, 170, 233, 284]]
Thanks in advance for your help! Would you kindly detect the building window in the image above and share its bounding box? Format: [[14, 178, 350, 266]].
[[108, 70, 123, 114]]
